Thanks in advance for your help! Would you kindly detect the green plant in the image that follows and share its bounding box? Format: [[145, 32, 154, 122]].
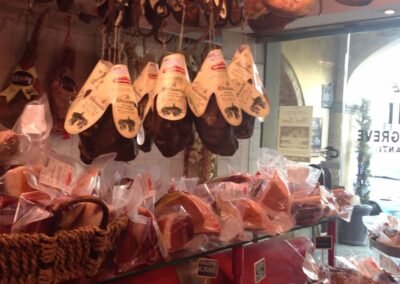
[[354, 99, 372, 203]]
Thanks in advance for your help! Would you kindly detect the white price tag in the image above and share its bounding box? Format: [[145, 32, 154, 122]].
[[39, 156, 74, 193], [197, 258, 219, 278], [254, 258, 266, 283]]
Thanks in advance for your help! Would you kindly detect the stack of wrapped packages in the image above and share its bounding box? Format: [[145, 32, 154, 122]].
[[364, 213, 400, 278], [0, 103, 360, 280], [304, 252, 398, 283]]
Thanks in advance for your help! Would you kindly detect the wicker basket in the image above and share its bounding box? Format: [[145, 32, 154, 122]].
[[0, 196, 128, 284]]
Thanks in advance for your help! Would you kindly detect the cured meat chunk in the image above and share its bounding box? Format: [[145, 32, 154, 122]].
[[153, 96, 193, 157], [157, 212, 194, 252], [194, 95, 238, 156], [79, 106, 138, 164], [155, 191, 220, 234]]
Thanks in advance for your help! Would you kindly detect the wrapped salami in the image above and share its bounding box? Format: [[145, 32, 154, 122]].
[[0, 9, 48, 129], [48, 16, 78, 136]]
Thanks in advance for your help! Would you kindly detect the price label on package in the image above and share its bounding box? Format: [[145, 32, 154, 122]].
[[197, 258, 219, 278], [39, 157, 74, 193], [254, 258, 266, 283]]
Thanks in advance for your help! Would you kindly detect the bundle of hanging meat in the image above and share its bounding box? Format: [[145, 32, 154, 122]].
[[0, 9, 48, 129], [48, 17, 78, 135], [245, 0, 317, 34], [152, 53, 194, 157], [188, 49, 242, 156], [65, 61, 140, 164]]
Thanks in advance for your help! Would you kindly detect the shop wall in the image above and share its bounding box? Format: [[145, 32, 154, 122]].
[[282, 36, 343, 164]]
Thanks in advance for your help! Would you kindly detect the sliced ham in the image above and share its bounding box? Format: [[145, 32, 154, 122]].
[[260, 172, 291, 213], [155, 191, 220, 235], [235, 198, 275, 231], [157, 212, 194, 252]]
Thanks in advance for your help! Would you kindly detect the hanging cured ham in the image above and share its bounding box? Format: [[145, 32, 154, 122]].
[[263, 0, 317, 18], [335, 0, 373, 6], [228, 45, 270, 139], [248, 12, 295, 34], [65, 61, 140, 164], [152, 53, 194, 157], [188, 49, 242, 156], [0, 9, 48, 129], [48, 17, 78, 135]]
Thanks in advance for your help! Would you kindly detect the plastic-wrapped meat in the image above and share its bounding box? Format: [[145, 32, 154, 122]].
[[115, 208, 163, 273], [234, 112, 255, 139], [153, 96, 194, 157], [157, 212, 194, 252], [0, 130, 19, 164], [0, 10, 48, 129], [194, 95, 238, 156], [48, 17, 77, 135], [79, 106, 138, 164], [155, 190, 220, 235]]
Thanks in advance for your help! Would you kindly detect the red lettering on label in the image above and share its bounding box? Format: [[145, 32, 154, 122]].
[[211, 62, 226, 71], [113, 76, 132, 84]]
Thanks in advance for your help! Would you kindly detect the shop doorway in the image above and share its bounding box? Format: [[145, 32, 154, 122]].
[[343, 38, 400, 217]]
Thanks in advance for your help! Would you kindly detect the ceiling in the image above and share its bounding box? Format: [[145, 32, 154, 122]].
[[286, 0, 400, 30]]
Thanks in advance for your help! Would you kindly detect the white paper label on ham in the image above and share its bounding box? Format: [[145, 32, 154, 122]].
[[188, 49, 242, 126], [132, 62, 159, 119], [39, 156, 74, 193], [110, 65, 140, 138], [154, 54, 189, 121], [65, 60, 112, 134], [20, 104, 47, 135], [228, 45, 270, 118]]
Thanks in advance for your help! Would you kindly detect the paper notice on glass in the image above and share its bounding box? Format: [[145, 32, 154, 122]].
[[278, 106, 313, 162]]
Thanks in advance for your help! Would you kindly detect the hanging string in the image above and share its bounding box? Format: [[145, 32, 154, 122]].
[[178, 0, 186, 52], [242, 14, 249, 45], [160, 21, 168, 52], [101, 26, 107, 60], [208, 0, 215, 51]]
